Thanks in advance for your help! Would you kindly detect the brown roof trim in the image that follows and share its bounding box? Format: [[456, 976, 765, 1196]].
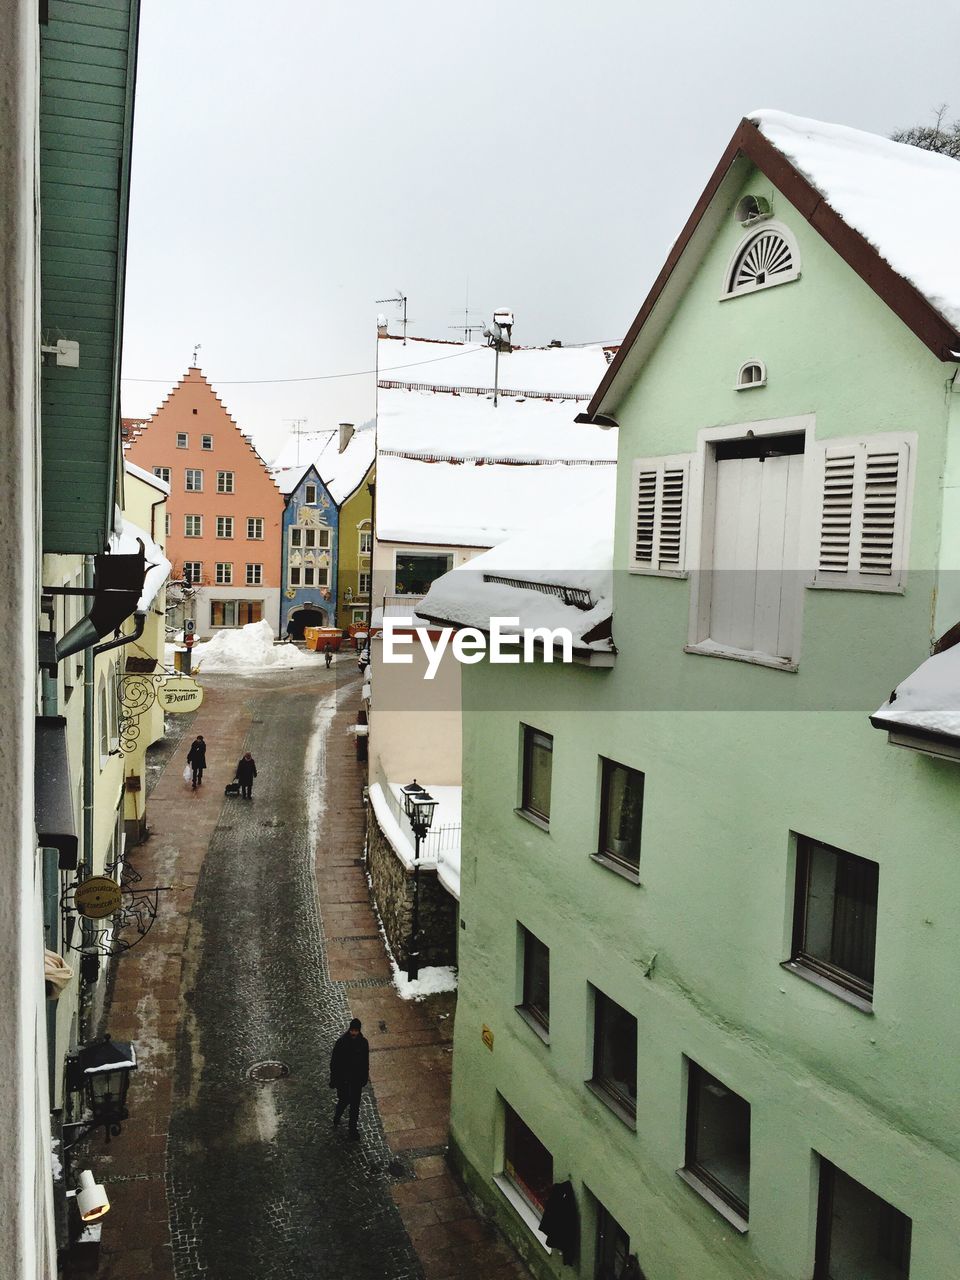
[[587, 118, 960, 418]]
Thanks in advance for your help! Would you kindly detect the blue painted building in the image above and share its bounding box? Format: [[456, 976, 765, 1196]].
[[277, 464, 339, 637]]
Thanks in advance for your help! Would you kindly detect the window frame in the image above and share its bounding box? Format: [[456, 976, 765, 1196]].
[[184, 514, 202, 538], [786, 835, 878, 1007], [184, 468, 203, 492], [519, 725, 553, 827], [216, 516, 234, 540], [814, 1158, 912, 1280], [176, 432, 188, 449], [629, 455, 690, 577], [502, 1103, 554, 1219], [720, 220, 802, 300], [359, 527, 372, 554], [201, 434, 213, 450], [681, 1061, 750, 1230], [182, 561, 202, 585], [304, 483, 317, 504], [596, 757, 644, 878], [247, 517, 264, 540], [358, 571, 371, 596], [216, 470, 235, 494], [246, 563, 262, 586], [290, 567, 301, 586], [588, 988, 637, 1125], [215, 562, 233, 585], [516, 925, 550, 1039], [153, 466, 171, 484]]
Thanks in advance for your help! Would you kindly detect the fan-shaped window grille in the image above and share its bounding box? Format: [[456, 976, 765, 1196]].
[[725, 224, 800, 297]]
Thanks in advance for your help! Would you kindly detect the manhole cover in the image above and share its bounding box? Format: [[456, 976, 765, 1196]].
[[248, 1060, 290, 1082]]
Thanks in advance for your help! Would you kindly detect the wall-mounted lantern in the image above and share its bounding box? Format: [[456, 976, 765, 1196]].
[[63, 1035, 137, 1149]]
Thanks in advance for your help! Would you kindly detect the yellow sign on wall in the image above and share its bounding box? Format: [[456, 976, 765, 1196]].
[[157, 677, 204, 713], [75, 876, 122, 920], [481, 1024, 494, 1052]]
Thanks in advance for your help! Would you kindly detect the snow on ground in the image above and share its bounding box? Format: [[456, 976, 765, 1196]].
[[390, 962, 458, 1001], [872, 644, 960, 739], [752, 110, 960, 330], [186, 620, 321, 671]]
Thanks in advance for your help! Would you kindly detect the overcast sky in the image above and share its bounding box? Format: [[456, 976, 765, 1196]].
[[120, 0, 959, 459]]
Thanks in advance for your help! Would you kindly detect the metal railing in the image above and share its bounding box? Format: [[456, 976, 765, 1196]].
[[374, 766, 460, 866]]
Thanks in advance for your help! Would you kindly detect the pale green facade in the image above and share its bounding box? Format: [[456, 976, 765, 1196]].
[[449, 165, 960, 1279]]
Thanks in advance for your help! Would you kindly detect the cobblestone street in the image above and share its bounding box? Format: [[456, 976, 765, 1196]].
[[70, 663, 528, 1280]]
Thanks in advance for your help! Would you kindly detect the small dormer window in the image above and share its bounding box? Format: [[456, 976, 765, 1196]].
[[736, 361, 767, 390], [724, 223, 800, 298]]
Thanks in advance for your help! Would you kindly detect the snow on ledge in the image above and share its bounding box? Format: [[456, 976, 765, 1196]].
[[872, 643, 960, 740]]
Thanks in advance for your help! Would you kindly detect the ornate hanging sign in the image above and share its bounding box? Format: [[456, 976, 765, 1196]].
[[157, 677, 204, 713], [74, 875, 123, 920], [61, 858, 171, 957]]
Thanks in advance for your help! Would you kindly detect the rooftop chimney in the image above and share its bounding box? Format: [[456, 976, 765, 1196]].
[[339, 422, 355, 454], [376, 314, 388, 338]]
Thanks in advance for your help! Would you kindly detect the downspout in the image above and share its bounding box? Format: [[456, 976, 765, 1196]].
[[82, 556, 95, 874], [40, 666, 60, 1102], [149, 494, 164, 541]]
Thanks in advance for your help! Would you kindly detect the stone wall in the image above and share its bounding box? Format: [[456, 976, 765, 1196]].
[[366, 812, 458, 969]]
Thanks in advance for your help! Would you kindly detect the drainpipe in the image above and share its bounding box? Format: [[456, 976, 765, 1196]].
[[82, 555, 95, 875], [149, 494, 164, 542], [41, 666, 60, 1101]]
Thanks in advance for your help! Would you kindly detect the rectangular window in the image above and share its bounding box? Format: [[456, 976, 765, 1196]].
[[217, 470, 235, 494], [351, 608, 367, 624], [790, 837, 879, 1004], [815, 1160, 911, 1280], [211, 600, 262, 627], [305, 483, 317, 504], [291, 528, 302, 547], [814, 436, 912, 591], [165, 513, 172, 536], [598, 758, 644, 874], [185, 468, 203, 491], [595, 1201, 631, 1280], [176, 432, 188, 449], [246, 563, 262, 586], [217, 516, 234, 539], [247, 517, 264, 539], [517, 926, 550, 1034], [683, 1062, 750, 1224], [630, 455, 689, 574], [238, 600, 262, 625], [290, 567, 301, 586], [359, 529, 372, 554], [503, 1104, 553, 1217], [201, 434, 213, 450], [303, 567, 315, 586], [395, 551, 452, 595], [215, 562, 233, 585], [358, 571, 371, 595], [316, 527, 331, 549], [316, 565, 329, 587], [153, 466, 171, 484], [184, 515, 202, 538], [182, 561, 202, 585], [590, 989, 637, 1120], [304, 528, 316, 548], [520, 725, 553, 824]]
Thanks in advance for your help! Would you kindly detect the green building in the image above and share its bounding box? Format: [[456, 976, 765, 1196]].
[[421, 113, 960, 1280]]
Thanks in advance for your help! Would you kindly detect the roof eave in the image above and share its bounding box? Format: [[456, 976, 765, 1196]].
[[587, 118, 960, 420]]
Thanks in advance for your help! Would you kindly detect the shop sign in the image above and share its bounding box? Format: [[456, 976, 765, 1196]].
[[157, 677, 204, 713], [75, 876, 123, 920], [481, 1024, 494, 1052]]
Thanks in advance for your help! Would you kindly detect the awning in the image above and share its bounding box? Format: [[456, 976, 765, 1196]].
[[35, 717, 78, 869]]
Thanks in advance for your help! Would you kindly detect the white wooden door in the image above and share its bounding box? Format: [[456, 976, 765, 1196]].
[[710, 449, 803, 658]]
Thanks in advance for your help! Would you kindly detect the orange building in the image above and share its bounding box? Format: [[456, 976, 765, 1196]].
[[125, 367, 284, 636]]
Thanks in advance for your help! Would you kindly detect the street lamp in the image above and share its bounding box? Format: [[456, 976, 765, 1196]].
[[400, 780, 438, 981], [63, 1035, 138, 1149]]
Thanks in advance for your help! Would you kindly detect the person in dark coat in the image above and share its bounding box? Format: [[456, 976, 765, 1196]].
[[186, 735, 207, 789], [329, 1018, 369, 1139], [235, 752, 257, 799], [323, 642, 333, 669]]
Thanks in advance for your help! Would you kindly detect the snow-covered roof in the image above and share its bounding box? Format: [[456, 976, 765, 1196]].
[[270, 423, 374, 503], [378, 335, 610, 400], [124, 458, 169, 496], [418, 473, 615, 652], [376, 452, 614, 548], [750, 110, 960, 332], [110, 516, 171, 612], [871, 645, 960, 741], [378, 386, 617, 463]]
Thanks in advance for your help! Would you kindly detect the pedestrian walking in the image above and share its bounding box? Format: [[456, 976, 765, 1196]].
[[329, 1017, 369, 1139], [186, 735, 207, 790], [235, 752, 257, 799], [324, 642, 333, 669]]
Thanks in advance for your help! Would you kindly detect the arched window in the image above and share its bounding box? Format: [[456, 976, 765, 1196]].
[[724, 223, 800, 297], [736, 361, 767, 389]]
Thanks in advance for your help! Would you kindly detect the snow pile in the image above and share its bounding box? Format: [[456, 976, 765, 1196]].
[[419, 475, 615, 651], [872, 644, 960, 739], [390, 962, 458, 1001], [752, 110, 960, 331], [190, 620, 320, 671], [110, 512, 171, 611]]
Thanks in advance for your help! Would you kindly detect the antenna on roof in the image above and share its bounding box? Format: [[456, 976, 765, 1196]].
[[284, 417, 308, 465], [375, 290, 409, 344], [449, 277, 485, 342], [191, 342, 202, 368]]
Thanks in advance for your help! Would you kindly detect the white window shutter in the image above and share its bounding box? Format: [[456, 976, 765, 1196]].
[[630, 456, 689, 574], [816, 437, 910, 588]]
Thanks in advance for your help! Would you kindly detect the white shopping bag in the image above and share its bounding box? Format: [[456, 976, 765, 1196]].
[[183, 763, 192, 783]]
